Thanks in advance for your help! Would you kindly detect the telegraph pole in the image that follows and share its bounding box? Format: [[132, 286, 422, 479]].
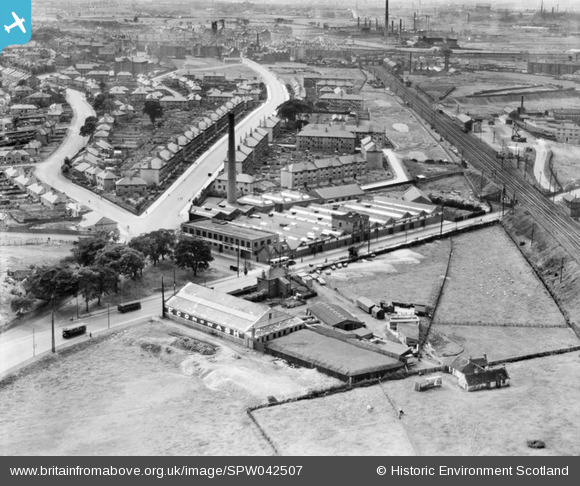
[[51, 299, 56, 353], [161, 276, 166, 318]]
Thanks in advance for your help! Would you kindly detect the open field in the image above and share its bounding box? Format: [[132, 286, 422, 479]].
[[430, 325, 579, 361], [253, 352, 580, 456], [361, 80, 449, 161], [253, 385, 416, 456], [325, 241, 452, 309], [435, 226, 566, 327], [0, 320, 339, 455]]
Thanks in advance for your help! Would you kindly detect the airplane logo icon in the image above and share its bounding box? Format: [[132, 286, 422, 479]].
[[4, 12, 26, 34]]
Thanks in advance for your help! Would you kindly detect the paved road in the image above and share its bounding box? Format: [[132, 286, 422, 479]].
[[33, 59, 289, 241], [0, 212, 500, 375], [34, 89, 95, 189]]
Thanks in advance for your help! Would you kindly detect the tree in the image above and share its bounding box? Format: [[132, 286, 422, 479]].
[[130, 229, 176, 265], [76, 265, 118, 310], [77, 267, 101, 312], [276, 99, 312, 121], [129, 234, 159, 265], [79, 116, 97, 137], [17, 79, 27, 87], [94, 244, 145, 280], [71, 232, 110, 266], [25, 265, 78, 302], [314, 101, 329, 111], [10, 296, 35, 314], [150, 229, 176, 261], [173, 237, 213, 276], [143, 99, 163, 125]]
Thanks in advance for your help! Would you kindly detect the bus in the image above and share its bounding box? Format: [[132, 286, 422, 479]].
[[269, 256, 289, 267], [62, 324, 87, 339], [117, 301, 142, 313]]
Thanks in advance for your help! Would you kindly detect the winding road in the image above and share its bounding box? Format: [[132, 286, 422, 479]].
[[33, 58, 289, 240]]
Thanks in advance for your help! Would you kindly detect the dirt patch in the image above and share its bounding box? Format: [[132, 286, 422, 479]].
[[171, 335, 218, 355], [0, 321, 340, 455]]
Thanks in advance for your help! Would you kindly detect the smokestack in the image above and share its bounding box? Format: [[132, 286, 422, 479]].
[[227, 113, 237, 204], [399, 19, 402, 32], [385, 0, 389, 37], [521, 96, 525, 110], [413, 12, 416, 32], [357, 17, 360, 27], [391, 20, 394, 33]]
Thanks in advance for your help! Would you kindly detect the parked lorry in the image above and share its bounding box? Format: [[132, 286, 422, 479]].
[[357, 296, 377, 314]]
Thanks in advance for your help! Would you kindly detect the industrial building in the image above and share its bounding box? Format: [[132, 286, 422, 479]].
[[181, 219, 279, 262], [164, 283, 305, 347], [307, 302, 365, 331]]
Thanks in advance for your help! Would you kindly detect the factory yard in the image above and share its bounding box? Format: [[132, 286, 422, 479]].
[[0, 321, 339, 455]]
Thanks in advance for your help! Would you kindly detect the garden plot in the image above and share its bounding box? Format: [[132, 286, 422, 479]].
[[325, 240, 452, 308], [434, 226, 566, 327]]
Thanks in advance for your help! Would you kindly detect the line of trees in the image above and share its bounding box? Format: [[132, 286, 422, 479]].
[[14, 229, 213, 315]]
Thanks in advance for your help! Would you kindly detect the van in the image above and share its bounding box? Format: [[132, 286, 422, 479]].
[[62, 324, 87, 338], [117, 301, 142, 313]]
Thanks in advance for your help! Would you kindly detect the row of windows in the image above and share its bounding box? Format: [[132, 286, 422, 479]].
[[185, 227, 272, 248]]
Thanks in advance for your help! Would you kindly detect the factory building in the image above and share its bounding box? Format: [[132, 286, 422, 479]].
[[296, 125, 356, 153], [181, 219, 279, 262], [165, 283, 305, 347]]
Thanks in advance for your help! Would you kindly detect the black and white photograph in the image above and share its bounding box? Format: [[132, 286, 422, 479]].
[[0, 0, 579, 460]]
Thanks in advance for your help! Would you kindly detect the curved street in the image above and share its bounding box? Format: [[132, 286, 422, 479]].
[[34, 58, 289, 240]]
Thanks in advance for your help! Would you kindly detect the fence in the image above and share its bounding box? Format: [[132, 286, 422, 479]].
[[419, 237, 455, 350], [434, 320, 568, 328]]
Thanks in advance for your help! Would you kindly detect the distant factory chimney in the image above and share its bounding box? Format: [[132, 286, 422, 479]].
[[357, 17, 360, 27], [385, 0, 389, 37], [256, 32, 260, 48], [227, 113, 237, 204]]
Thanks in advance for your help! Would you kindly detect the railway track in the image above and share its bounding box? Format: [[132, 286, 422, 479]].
[[369, 66, 580, 265]]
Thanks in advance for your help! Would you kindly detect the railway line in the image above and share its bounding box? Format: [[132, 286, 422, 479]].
[[368, 66, 580, 265]]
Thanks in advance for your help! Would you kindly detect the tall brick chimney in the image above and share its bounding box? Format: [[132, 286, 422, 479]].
[[227, 112, 237, 204]]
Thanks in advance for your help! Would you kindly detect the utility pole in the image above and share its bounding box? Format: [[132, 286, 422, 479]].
[[107, 303, 110, 329], [161, 276, 166, 318], [531, 223, 535, 245], [560, 258, 564, 283], [33, 328, 36, 357], [237, 241, 240, 277], [439, 205, 444, 236], [173, 268, 176, 296], [51, 298, 55, 354]]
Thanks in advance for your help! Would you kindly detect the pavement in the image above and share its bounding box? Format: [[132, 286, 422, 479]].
[[361, 149, 411, 190]]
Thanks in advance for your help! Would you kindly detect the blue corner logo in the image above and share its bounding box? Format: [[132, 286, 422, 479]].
[[0, 1, 31, 56]]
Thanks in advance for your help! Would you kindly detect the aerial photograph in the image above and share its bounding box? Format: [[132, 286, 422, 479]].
[[0, 0, 579, 456]]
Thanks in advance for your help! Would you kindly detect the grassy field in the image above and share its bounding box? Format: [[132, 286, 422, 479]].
[[435, 226, 566, 327], [253, 352, 580, 456], [0, 321, 339, 455]]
